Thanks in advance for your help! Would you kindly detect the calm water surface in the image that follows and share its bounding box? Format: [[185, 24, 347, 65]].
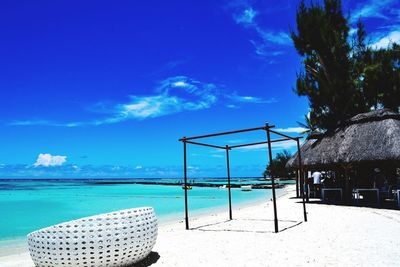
[[0, 179, 287, 241]]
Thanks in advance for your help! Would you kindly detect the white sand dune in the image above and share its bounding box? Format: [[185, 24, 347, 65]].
[[1, 185, 399, 266]]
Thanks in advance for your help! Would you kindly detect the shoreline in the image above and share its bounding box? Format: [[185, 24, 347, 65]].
[[0, 186, 287, 257], [90, 180, 287, 190]]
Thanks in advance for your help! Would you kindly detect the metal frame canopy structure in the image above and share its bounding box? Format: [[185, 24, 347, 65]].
[[179, 123, 308, 233]]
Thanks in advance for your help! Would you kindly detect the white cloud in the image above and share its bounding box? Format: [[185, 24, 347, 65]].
[[34, 153, 67, 167], [250, 40, 285, 59], [371, 31, 400, 49], [10, 76, 276, 126], [210, 154, 224, 158], [227, 92, 277, 104], [11, 76, 219, 126], [274, 127, 307, 134], [348, 27, 358, 36], [255, 28, 292, 46], [229, 2, 291, 58], [172, 81, 188, 87], [10, 120, 82, 127], [350, 0, 396, 23], [226, 104, 238, 109], [187, 166, 200, 173], [271, 140, 299, 150], [0, 164, 183, 178], [9, 120, 51, 126], [347, 0, 400, 51], [105, 76, 218, 121], [72, 165, 80, 172], [234, 7, 257, 26], [117, 95, 181, 120]]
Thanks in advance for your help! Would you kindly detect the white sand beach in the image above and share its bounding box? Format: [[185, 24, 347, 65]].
[[1, 185, 400, 267]]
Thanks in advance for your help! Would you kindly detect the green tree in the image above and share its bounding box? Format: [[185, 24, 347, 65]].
[[291, 0, 400, 132], [263, 150, 293, 178], [351, 22, 400, 111], [364, 44, 400, 110], [297, 112, 321, 136]]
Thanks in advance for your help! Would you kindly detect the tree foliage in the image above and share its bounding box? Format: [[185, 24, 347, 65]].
[[297, 112, 321, 136], [291, 0, 400, 132], [264, 150, 293, 178]]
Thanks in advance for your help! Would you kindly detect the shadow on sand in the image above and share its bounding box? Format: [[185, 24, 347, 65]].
[[296, 198, 399, 210], [130, 252, 160, 267], [190, 218, 303, 234]]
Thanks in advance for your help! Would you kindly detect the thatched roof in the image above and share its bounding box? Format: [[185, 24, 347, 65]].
[[287, 109, 400, 169]]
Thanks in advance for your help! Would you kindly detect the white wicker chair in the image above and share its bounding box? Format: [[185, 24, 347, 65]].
[[27, 207, 158, 267]]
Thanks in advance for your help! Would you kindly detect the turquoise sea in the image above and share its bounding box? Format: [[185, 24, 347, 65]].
[[0, 178, 288, 244]]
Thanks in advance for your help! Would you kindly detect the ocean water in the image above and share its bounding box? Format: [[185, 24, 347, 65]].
[[0, 179, 285, 242]]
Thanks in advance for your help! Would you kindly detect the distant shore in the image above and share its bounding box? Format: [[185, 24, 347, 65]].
[[2, 184, 400, 266], [91, 179, 287, 189]]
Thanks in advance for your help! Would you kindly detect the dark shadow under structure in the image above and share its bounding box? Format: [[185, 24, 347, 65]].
[[179, 123, 308, 233]]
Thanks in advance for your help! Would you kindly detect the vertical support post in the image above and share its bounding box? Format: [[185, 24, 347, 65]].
[[304, 170, 309, 206], [226, 145, 233, 220], [183, 138, 189, 230], [299, 170, 303, 197], [266, 123, 279, 233], [296, 138, 308, 222], [344, 166, 350, 205], [296, 170, 299, 198], [305, 169, 309, 202]]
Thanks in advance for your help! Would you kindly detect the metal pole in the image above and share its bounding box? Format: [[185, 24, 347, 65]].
[[179, 126, 274, 141], [185, 140, 226, 150], [266, 123, 279, 233], [304, 168, 309, 202], [296, 170, 299, 198], [306, 171, 310, 202], [296, 139, 307, 222], [183, 138, 189, 230], [269, 129, 300, 140], [229, 138, 295, 149], [226, 145, 233, 220]]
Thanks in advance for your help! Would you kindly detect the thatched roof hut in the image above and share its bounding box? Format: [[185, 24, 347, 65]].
[[287, 109, 400, 169]]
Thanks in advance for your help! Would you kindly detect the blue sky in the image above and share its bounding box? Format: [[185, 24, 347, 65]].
[[0, 0, 399, 178]]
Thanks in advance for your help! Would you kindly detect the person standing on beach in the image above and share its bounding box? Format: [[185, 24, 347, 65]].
[[312, 171, 322, 198], [312, 171, 322, 184]]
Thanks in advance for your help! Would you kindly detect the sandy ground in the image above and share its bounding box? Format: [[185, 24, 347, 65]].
[[1, 185, 400, 267]]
